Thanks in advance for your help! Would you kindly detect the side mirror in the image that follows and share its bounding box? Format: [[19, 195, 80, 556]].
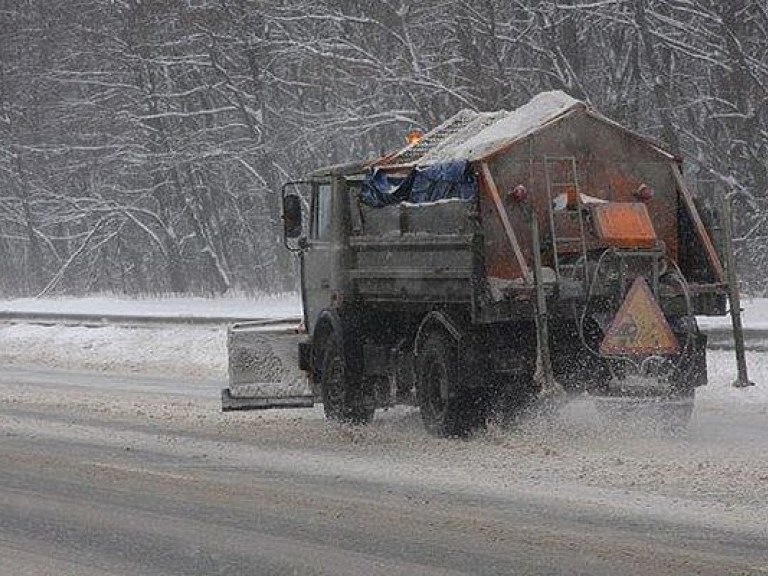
[[283, 193, 303, 239]]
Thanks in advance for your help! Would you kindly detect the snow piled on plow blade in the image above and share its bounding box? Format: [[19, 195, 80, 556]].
[[224, 320, 314, 411]]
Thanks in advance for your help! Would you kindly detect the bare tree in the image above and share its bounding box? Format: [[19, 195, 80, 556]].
[[0, 0, 765, 296]]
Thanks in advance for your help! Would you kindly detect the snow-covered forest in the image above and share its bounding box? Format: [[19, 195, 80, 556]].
[[1, 0, 765, 296]]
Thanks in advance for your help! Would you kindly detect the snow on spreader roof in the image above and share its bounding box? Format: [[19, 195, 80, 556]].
[[381, 91, 584, 167], [439, 91, 583, 162]]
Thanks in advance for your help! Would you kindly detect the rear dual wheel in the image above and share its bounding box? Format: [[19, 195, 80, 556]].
[[417, 332, 485, 437]]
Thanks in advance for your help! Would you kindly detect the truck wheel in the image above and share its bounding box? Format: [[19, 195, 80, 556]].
[[321, 334, 374, 425], [417, 332, 477, 437]]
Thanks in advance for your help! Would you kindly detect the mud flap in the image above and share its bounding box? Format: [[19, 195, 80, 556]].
[[222, 320, 315, 411]]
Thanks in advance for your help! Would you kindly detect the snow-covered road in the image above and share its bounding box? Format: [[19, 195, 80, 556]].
[[0, 295, 767, 574], [0, 361, 767, 575]]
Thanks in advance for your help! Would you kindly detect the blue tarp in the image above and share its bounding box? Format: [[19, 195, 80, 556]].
[[360, 160, 476, 207]]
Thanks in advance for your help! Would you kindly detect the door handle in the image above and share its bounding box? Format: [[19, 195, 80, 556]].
[[320, 279, 330, 289]]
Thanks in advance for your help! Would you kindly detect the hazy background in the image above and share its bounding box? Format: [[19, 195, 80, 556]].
[[1, 0, 765, 297]]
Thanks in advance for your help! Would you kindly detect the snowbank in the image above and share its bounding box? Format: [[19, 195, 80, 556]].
[[0, 294, 301, 381], [698, 349, 767, 408], [0, 293, 301, 319], [0, 322, 227, 381], [697, 297, 768, 331], [0, 295, 765, 406]]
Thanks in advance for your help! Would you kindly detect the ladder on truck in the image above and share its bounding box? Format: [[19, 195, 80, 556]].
[[543, 156, 590, 289]]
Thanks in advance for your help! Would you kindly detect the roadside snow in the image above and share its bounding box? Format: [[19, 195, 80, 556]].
[[697, 296, 768, 331], [0, 294, 300, 380], [0, 293, 301, 319], [0, 322, 227, 380], [0, 294, 765, 406], [700, 349, 767, 407]]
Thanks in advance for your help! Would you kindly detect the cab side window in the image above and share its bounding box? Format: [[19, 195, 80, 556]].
[[310, 183, 332, 242]]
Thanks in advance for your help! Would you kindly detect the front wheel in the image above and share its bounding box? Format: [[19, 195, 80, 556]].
[[321, 334, 374, 425]]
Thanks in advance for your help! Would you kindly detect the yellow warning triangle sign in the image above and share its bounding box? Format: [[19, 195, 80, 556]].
[[600, 277, 679, 356]]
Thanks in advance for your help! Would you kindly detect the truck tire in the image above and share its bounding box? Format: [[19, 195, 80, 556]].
[[416, 331, 480, 437], [321, 334, 374, 425]]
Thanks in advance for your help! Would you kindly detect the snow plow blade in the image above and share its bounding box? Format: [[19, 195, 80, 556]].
[[221, 319, 314, 412], [221, 388, 313, 411]]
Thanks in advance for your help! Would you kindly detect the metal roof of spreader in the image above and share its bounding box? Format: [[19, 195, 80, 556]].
[[379, 109, 481, 166], [376, 91, 675, 168]]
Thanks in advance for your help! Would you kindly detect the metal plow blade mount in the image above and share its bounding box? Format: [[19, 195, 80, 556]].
[[222, 320, 314, 411]]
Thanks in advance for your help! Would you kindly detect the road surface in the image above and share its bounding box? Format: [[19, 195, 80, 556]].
[[0, 365, 767, 575]]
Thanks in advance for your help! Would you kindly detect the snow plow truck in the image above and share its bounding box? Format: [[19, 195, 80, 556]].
[[222, 91, 748, 436]]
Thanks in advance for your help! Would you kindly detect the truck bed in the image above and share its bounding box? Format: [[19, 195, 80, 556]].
[[350, 199, 476, 303]]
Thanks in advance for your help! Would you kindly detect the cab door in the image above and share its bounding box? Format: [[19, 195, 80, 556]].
[[301, 180, 334, 334]]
